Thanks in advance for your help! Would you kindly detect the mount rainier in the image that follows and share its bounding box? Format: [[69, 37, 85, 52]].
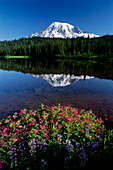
[[32, 74, 94, 87], [29, 22, 99, 39]]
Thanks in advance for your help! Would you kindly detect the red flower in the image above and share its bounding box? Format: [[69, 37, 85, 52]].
[[81, 130, 84, 133], [43, 125, 47, 129], [44, 130, 49, 134], [58, 124, 62, 129], [33, 119, 36, 124], [46, 136, 49, 140]]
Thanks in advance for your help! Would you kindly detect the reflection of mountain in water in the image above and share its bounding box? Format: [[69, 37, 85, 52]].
[[33, 74, 94, 87]]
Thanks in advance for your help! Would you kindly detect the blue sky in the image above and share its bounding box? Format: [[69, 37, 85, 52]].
[[0, 0, 113, 41]]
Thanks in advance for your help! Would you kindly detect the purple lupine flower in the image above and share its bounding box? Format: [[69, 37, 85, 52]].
[[41, 159, 47, 168], [41, 139, 47, 152], [29, 138, 37, 156], [10, 145, 18, 168], [65, 139, 74, 153]]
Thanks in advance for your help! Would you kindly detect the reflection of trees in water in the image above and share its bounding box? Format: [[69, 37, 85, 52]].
[[0, 58, 113, 80]]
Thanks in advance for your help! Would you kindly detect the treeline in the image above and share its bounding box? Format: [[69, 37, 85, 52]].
[[0, 35, 113, 59]]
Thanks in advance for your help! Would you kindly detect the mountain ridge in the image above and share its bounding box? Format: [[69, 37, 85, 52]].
[[29, 22, 99, 39], [32, 74, 94, 87]]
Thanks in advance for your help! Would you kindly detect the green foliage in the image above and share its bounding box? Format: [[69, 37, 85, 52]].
[[0, 35, 113, 59]]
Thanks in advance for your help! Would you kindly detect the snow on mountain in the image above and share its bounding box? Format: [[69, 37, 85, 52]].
[[32, 74, 94, 87], [29, 22, 99, 39]]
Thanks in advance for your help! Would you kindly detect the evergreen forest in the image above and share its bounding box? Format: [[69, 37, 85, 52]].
[[0, 35, 113, 60]]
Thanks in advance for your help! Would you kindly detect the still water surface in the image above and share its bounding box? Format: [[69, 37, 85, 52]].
[[0, 59, 113, 120]]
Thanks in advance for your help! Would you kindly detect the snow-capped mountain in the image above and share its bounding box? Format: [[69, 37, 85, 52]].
[[32, 74, 94, 87], [29, 22, 99, 39]]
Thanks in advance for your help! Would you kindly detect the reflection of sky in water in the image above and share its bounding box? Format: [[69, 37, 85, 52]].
[[0, 69, 113, 120]]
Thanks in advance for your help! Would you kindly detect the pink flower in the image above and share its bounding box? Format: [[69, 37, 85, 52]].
[[20, 110, 23, 115], [33, 119, 36, 124], [46, 136, 49, 140], [8, 118, 11, 123], [22, 118, 26, 121], [39, 124, 42, 128], [51, 119, 54, 123], [82, 109, 85, 112], [16, 125, 20, 128], [43, 125, 47, 129], [0, 131, 2, 135], [90, 117, 93, 121], [44, 130, 49, 134], [58, 124, 62, 129], [100, 119, 104, 124], [16, 137, 20, 141], [81, 130, 84, 133], [73, 118, 76, 122], [84, 118, 89, 122], [16, 130, 21, 134], [27, 123, 31, 127]]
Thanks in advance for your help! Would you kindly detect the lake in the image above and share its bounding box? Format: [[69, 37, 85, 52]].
[[0, 58, 113, 122]]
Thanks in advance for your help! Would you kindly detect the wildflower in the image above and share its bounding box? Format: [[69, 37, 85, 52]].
[[50, 119, 54, 123], [81, 130, 84, 133], [0, 158, 2, 169], [27, 123, 31, 127], [100, 119, 104, 124], [33, 119, 36, 124], [16, 137, 20, 141], [20, 110, 23, 115], [41, 159, 47, 168], [73, 118, 76, 122], [44, 130, 49, 134], [45, 136, 49, 140], [43, 125, 47, 129], [57, 134, 62, 144], [58, 124, 62, 129], [90, 117, 93, 121]]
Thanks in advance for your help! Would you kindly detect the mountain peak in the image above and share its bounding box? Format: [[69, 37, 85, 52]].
[[32, 74, 94, 87], [29, 22, 99, 39]]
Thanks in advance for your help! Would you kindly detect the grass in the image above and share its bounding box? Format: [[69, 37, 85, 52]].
[[5, 56, 29, 59], [0, 104, 113, 169]]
